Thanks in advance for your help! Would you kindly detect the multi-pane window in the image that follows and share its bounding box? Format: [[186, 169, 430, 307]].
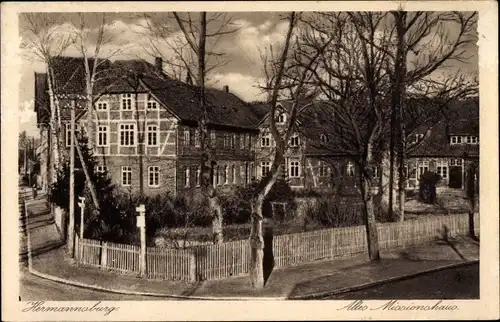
[[240, 133, 246, 149], [290, 134, 300, 147], [184, 129, 191, 145], [277, 112, 287, 124], [213, 166, 219, 187], [410, 133, 424, 143], [148, 166, 160, 187], [196, 167, 201, 186], [373, 166, 380, 179], [232, 134, 237, 148], [450, 158, 462, 166], [436, 161, 448, 180], [96, 165, 107, 174], [232, 165, 237, 184], [147, 125, 158, 146], [210, 131, 217, 146], [184, 167, 190, 187], [261, 134, 271, 147], [289, 161, 300, 178], [224, 166, 229, 184], [346, 162, 355, 177], [418, 161, 429, 178], [244, 162, 249, 185], [320, 134, 328, 144], [65, 123, 79, 147], [223, 134, 232, 148], [261, 161, 271, 177], [121, 93, 133, 110], [451, 136, 457, 144], [119, 124, 135, 146], [147, 101, 157, 109], [194, 129, 200, 147], [318, 161, 329, 177], [121, 166, 132, 186], [97, 125, 108, 147], [96, 102, 108, 111]]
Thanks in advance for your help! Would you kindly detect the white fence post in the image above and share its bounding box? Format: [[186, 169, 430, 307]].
[[101, 241, 108, 269], [136, 204, 146, 277]]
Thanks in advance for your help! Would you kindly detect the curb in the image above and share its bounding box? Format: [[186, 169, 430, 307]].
[[19, 241, 66, 262], [24, 200, 286, 300], [289, 260, 479, 300], [27, 267, 286, 300]]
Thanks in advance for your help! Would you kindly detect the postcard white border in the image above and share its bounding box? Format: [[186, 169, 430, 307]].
[[2, 1, 498, 321]]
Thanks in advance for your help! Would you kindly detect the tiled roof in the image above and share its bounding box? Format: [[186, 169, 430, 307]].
[[292, 97, 479, 158], [141, 74, 262, 129], [34, 56, 262, 130], [408, 97, 479, 158]]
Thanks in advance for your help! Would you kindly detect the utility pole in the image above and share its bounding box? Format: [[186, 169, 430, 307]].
[[68, 99, 76, 257]]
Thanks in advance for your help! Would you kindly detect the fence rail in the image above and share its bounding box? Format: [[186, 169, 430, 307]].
[[75, 212, 479, 282]]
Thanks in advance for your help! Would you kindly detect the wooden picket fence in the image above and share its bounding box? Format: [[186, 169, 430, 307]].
[[74, 212, 479, 282], [193, 239, 251, 280]]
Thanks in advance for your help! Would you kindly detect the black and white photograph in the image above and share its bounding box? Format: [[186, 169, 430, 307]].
[[2, 1, 499, 321]]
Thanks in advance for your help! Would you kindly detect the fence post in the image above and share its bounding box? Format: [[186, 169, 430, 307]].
[[75, 234, 79, 262], [136, 204, 146, 277], [101, 241, 108, 269], [189, 250, 197, 282]]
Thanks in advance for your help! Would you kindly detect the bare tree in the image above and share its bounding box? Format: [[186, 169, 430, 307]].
[[70, 13, 131, 211], [247, 12, 332, 288], [139, 12, 238, 84], [20, 13, 74, 186], [386, 10, 478, 221], [72, 13, 128, 150], [149, 12, 239, 244], [299, 12, 397, 261]]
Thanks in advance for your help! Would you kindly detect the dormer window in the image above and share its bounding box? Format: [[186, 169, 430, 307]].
[[320, 134, 328, 144], [96, 101, 108, 111], [147, 101, 157, 109], [261, 133, 271, 147], [121, 93, 133, 110], [290, 133, 300, 147], [277, 113, 287, 124], [450, 135, 479, 145], [409, 133, 424, 144]]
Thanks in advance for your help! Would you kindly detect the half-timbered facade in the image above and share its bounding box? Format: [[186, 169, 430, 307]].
[[34, 56, 479, 197]]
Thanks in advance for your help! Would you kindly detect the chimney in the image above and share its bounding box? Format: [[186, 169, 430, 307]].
[[155, 57, 163, 70], [223, 85, 229, 93]]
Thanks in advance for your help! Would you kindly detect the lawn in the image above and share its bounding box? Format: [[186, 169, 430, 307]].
[[405, 187, 479, 220], [153, 188, 478, 246]]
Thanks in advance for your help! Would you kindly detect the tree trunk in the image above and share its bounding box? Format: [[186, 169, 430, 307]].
[[74, 136, 100, 210], [210, 196, 223, 243], [394, 11, 407, 222], [361, 173, 380, 261], [380, 150, 398, 219], [466, 164, 477, 239], [398, 160, 406, 221], [361, 141, 380, 261], [249, 198, 264, 288], [46, 67, 59, 185]]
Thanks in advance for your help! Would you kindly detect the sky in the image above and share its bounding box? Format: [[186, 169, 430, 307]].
[[18, 11, 478, 138]]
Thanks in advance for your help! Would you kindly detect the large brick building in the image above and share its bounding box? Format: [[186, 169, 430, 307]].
[[34, 56, 479, 196]]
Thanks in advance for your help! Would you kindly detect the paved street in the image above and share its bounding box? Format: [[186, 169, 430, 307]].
[[19, 268, 170, 301], [322, 263, 479, 300]]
